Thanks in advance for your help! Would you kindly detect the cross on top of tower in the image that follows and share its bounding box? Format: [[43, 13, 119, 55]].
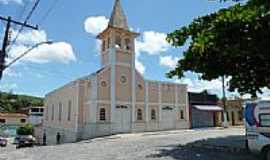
[[108, 0, 128, 30]]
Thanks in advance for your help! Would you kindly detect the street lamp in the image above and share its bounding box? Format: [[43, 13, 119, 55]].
[[3, 41, 53, 71]]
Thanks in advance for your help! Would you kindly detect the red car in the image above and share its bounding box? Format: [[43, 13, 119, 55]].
[[0, 137, 7, 147]]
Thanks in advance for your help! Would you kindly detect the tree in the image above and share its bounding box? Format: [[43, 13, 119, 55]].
[[17, 124, 34, 135], [166, 0, 270, 97]]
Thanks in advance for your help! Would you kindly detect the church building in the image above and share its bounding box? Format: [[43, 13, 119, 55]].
[[43, 0, 190, 144]]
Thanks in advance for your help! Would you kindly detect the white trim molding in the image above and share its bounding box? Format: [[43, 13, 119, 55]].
[[131, 47, 136, 123], [90, 75, 98, 123], [145, 81, 149, 122], [158, 82, 162, 121], [74, 81, 80, 133], [110, 47, 116, 124], [175, 85, 179, 121]]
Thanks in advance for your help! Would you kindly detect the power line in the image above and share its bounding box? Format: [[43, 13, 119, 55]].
[[38, 0, 61, 26], [16, 0, 31, 22], [0, 16, 38, 80], [6, 0, 41, 53]]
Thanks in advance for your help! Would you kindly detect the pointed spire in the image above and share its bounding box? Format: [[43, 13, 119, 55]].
[[109, 0, 129, 30]]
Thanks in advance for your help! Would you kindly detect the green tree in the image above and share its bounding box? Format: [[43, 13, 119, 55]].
[[17, 124, 34, 135], [167, 0, 270, 97]]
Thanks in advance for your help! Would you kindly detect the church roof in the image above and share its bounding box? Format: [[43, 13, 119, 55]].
[[108, 0, 129, 30]]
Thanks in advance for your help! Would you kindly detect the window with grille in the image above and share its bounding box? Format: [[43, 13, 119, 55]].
[[151, 109, 156, 120], [51, 104, 54, 121], [100, 108, 106, 121], [59, 102, 62, 121], [180, 110, 185, 120], [68, 100, 72, 121], [137, 109, 143, 120]]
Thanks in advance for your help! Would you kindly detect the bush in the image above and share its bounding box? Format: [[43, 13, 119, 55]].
[[17, 124, 34, 135]]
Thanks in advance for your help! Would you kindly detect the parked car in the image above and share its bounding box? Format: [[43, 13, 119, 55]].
[[0, 137, 8, 147], [15, 135, 36, 149], [245, 100, 270, 160]]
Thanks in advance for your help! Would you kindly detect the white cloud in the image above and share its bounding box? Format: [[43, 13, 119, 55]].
[[135, 31, 170, 55], [0, 0, 28, 5], [84, 16, 109, 36], [0, 0, 22, 4], [160, 56, 178, 68], [7, 29, 76, 65], [135, 31, 171, 74], [136, 59, 145, 74], [12, 30, 47, 45], [176, 77, 223, 95]]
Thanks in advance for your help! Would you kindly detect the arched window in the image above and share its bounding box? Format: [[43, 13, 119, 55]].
[[180, 110, 184, 120], [107, 37, 110, 49], [68, 100, 72, 121], [102, 40, 106, 51], [100, 108, 106, 121], [58, 102, 62, 121], [151, 109, 156, 120], [125, 38, 131, 50], [137, 109, 143, 120], [51, 104, 54, 121], [115, 35, 122, 48]]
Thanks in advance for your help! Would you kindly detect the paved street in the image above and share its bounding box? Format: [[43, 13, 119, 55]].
[[0, 127, 257, 160]]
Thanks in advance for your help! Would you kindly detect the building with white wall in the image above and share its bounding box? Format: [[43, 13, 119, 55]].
[[28, 106, 44, 125], [43, 0, 190, 144]]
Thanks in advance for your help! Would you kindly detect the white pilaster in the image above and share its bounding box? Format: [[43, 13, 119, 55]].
[[145, 81, 149, 122], [74, 81, 80, 133], [131, 48, 136, 122], [110, 48, 116, 124], [175, 85, 179, 121], [158, 83, 162, 121], [90, 75, 98, 123], [184, 85, 190, 124]]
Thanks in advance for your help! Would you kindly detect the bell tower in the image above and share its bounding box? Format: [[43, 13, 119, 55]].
[[96, 0, 140, 129], [97, 0, 139, 67]]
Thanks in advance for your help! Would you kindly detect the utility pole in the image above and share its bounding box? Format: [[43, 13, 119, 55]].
[[0, 16, 38, 80], [222, 76, 228, 128]]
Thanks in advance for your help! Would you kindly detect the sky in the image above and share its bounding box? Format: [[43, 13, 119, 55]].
[[0, 0, 269, 98]]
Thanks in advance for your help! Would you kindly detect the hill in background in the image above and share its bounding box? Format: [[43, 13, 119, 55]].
[[0, 92, 44, 113]]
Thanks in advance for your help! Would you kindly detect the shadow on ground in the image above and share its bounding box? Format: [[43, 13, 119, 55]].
[[146, 135, 258, 160]]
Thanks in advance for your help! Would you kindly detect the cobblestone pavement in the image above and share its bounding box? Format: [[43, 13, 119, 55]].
[[0, 127, 258, 160]]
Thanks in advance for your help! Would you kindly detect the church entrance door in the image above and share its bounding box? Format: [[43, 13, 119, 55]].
[[114, 105, 131, 133], [161, 106, 175, 130]]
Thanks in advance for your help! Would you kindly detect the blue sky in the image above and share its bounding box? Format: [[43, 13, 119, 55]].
[[0, 0, 253, 98]]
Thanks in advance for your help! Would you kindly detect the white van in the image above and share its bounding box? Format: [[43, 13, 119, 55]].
[[245, 100, 270, 160]]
